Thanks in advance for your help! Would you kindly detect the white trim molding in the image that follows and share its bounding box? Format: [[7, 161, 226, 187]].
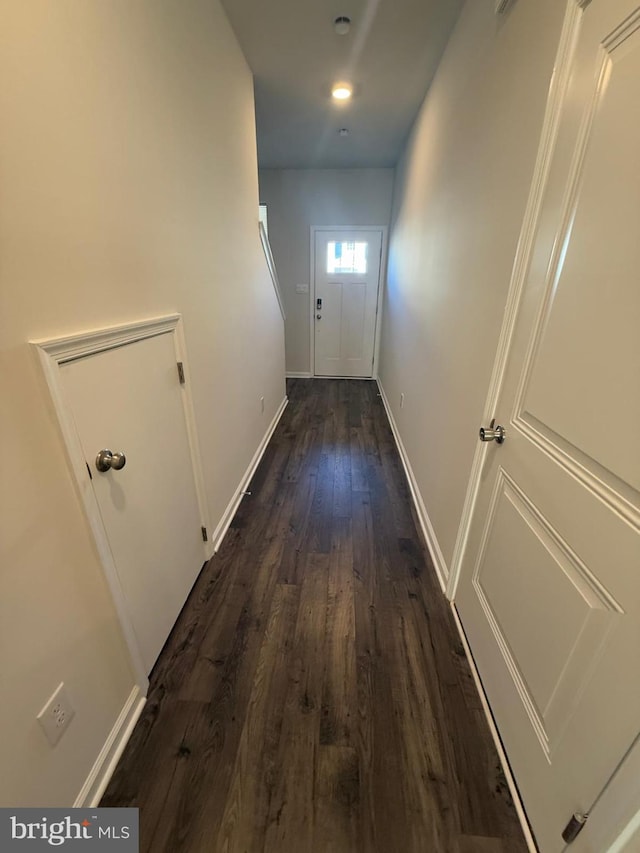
[[286, 371, 313, 379], [31, 314, 212, 686], [377, 380, 449, 591], [209, 395, 289, 554], [447, 0, 585, 600], [259, 220, 286, 321], [573, 733, 640, 853], [450, 605, 538, 852], [74, 685, 146, 808]]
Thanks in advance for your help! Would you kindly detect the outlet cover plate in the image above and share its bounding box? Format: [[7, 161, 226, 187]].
[[37, 682, 75, 746]]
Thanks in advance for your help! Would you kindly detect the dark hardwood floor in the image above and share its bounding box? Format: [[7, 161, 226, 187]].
[[102, 378, 527, 853]]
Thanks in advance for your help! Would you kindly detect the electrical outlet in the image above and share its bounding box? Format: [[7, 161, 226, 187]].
[[260, 396, 265, 414], [400, 393, 405, 409], [37, 682, 75, 746]]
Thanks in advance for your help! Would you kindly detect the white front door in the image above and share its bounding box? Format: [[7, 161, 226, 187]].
[[62, 330, 207, 673], [456, 2, 640, 850], [314, 229, 383, 377]]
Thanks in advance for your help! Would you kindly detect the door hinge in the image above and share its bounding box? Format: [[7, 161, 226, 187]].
[[201, 526, 208, 542], [562, 812, 588, 843], [177, 362, 186, 384]]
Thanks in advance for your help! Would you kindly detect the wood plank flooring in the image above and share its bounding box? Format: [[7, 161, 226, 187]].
[[102, 379, 528, 853]]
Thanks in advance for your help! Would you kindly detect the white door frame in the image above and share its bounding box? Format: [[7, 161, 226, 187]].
[[32, 314, 212, 689], [309, 225, 388, 379], [572, 732, 640, 853], [446, 0, 587, 600]]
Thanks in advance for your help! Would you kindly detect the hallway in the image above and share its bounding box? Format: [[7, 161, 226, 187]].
[[101, 379, 527, 852]]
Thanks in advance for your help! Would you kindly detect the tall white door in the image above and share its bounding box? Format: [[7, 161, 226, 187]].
[[314, 229, 383, 377], [62, 331, 206, 674], [456, 2, 640, 850]]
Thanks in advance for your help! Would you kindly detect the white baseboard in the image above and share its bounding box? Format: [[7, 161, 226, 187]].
[[285, 371, 312, 379], [377, 380, 534, 848], [210, 396, 288, 554], [377, 380, 449, 592], [71, 399, 288, 810], [74, 685, 146, 808], [450, 604, 538, 853]]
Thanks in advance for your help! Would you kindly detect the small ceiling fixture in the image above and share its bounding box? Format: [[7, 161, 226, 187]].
[[338, 128, 349, 137], [331, 81, 353, 101], [333, 16, 351, 36]]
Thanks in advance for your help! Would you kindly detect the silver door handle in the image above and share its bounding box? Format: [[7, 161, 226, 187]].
[[95, 449, 127, 472], [316, 314, 322, 319], [479, 419, 506, 444]]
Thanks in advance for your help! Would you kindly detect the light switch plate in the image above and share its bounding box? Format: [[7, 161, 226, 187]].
[[295, 283, 309, 294]]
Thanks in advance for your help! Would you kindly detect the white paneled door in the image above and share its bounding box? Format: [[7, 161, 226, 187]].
[[62, 330, 207, 674], [314, 229, 383, 377], [456, 2, 640, 851]]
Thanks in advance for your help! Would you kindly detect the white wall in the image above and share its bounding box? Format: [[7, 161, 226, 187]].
[[259, 169, 394, 375], [378, 0, 566, 576], [0, 0, 285, 806]]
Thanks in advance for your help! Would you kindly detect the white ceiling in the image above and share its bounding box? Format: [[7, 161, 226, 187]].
[[221, 0, 464, 169]]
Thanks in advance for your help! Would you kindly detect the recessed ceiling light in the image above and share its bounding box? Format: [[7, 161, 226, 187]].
[[334, 16, 351, 36], [332, 82, 353, 101]]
